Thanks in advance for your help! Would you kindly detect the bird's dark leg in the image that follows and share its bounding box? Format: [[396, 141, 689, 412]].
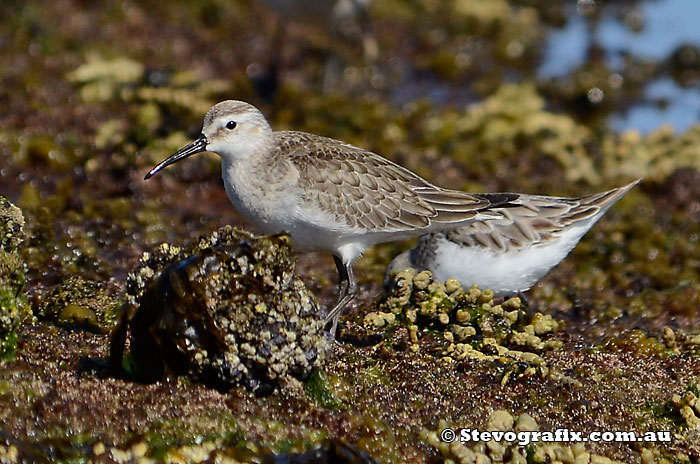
[[324, 256, 358, 336]]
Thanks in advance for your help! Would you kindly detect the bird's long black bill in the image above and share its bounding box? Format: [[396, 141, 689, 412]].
[[144, 135, 208, 180]]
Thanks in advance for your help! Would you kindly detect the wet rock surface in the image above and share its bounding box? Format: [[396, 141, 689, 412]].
[[111, 227, 330, 393]]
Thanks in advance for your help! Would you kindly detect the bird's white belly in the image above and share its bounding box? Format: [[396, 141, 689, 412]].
[[430, 224, 591, 296]]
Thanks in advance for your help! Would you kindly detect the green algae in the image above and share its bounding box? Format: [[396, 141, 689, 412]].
[[303, 370, 346, 411], [141, 416, 238, 461], [599, 329, 667, 355], [646, 398, 686, 430], [0, 195, 31, 359], [18, 187, 103, 284], [688, 383, 700, 397]]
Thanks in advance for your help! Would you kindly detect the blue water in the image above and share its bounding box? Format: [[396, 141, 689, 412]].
[[539, 0, 700, 133], [597, 0, 700, 62], [538, 13, 587, 79], [609, 78, 700, 133]]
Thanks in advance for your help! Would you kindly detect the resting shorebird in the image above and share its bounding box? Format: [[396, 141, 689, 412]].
[[145, 100, 520, 333], [386, 180, 641, 296]]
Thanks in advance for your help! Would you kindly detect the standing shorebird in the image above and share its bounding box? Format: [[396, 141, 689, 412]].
[[386, 179, 641, 296], [145, 100, 518, 333]]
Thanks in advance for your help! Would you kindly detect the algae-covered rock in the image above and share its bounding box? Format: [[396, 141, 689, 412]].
[[40, 276, 119, 332], [110, 226, 330, 392], [0, 195, 30, 358], [453, 82, 600, 185], [601, 123, 700, 183]]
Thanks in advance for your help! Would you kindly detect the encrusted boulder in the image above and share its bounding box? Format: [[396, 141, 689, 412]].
[[110, 226, 330, 392]]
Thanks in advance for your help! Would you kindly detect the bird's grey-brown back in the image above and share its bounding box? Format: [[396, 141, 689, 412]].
[[267, 130, 517, 239]]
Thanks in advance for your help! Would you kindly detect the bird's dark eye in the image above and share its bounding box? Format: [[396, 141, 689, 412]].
[[226, 121, 237, 130]]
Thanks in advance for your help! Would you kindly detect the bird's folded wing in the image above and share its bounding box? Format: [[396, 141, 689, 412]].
[[442, 181, 640, 252], [279, 131, 516, 232]]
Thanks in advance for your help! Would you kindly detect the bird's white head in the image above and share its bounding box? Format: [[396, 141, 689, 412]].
[[144, 100, 273, 180]]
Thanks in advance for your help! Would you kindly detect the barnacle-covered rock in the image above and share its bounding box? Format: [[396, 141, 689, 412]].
[[86, 438, 379, 464], [672, 390, 700, 430], [372, 269, 566, 384], [0, 195, 30, 358], [110, 226, 329, 392], [1, 196, 24, 252]]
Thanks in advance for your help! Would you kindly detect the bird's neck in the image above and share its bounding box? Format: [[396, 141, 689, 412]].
[[222, 137, 277, 177]]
